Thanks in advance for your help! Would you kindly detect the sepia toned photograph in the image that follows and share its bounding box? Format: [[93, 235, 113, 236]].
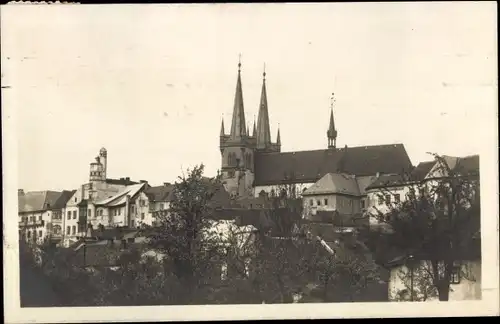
[[2, 2, 498, 322]]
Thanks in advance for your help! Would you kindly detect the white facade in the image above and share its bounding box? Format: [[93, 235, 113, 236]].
[[388, 260, 481, 301]]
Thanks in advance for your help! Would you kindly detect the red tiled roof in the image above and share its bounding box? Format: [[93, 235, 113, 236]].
[[253, 144, 413, 186]]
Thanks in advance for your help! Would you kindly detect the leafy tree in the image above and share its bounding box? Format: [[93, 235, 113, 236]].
[[147, 164, 227, 304], [368, 153, 480, 301]]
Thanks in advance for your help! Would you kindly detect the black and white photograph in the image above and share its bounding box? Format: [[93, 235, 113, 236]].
[[2, 2, 498, 322]]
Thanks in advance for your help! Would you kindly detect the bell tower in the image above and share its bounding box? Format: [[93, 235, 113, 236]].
[[219, 57, 255, 198]]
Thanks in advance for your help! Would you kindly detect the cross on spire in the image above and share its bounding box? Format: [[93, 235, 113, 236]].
[[330, 92, 336, 110]]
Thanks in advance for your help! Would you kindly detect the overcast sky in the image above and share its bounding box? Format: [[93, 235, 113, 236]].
[[2, 2, 497, 192]]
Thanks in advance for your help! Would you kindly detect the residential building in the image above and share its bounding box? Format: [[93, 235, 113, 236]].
[[92, 182, 147, 229], [62, 147, 139, 247], [48, 190, 76, 244], [386, 255, 481, 301], [18, 190, 62, 243], [144, 182, 175, 226], [364, 154, 479, 227]]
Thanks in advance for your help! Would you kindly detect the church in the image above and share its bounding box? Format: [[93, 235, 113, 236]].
[[219, 61, 414, 198]]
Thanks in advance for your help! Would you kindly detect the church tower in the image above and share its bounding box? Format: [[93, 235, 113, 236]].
[[327, 93, 338, 149], [256, 65, 281, 153], [219, 58, 256, 197]]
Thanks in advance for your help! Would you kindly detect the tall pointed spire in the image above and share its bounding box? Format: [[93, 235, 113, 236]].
[[276, 125, 281, 145], [327, 92, 338, 149], [256, 63, 272, 149], [220, 116, 225, 136], [252, 117, 257, 137], [230, 55, 247, 139]]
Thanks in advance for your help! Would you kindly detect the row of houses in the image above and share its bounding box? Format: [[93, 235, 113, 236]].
[[18, 147, 178, 247]]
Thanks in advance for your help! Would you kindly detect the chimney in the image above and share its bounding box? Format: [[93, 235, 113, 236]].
[[18, 189, 24, 195], [126, 177, 130, 181], [140, 180, 148, 184]]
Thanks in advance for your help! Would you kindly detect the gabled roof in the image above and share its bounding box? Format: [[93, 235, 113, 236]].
[[95, 183, 146, 207], [145, 184, 175, 202], [253, 144, 413, 186], [410, 161, 435, 181], [303, 173, 360, 196], [364, 174, 407, 191], [51, 190, 77, 209], [18, 190, 62, 213]]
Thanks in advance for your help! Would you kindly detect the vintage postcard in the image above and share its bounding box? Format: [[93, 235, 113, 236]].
[[2, 2, 499, 322]]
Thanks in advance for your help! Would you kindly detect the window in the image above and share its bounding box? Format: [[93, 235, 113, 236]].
[[310, 199, 313, 206], [67, 226, 70, 235], [39, 230, 42, 238], [316, 200, 320, 206], [140, 200, 145, 207], [67, 211, 71, 220], [394, 194, 401, 203], [160, 203, 164, 210], [72, 226, 76, 235], [53, 225, 61, 235], [73, 211, 77, 219], [74, 197, 77, 202], [88, 209, 92, 217], [131, 220, 135, 228], [324, 199, 328, 205], [450, 266, 461, 284], [39, 215, 42, 221], [378, 195, 384, 205], [384, 195, 391, 204], [141, 213, 145, 220], [27, 231, 31, 239], [118, 208, 121, 215], [131, 206, 135, 214], [360, 200, 365, 209]]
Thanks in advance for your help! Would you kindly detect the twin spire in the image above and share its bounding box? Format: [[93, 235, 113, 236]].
[[221, 58, 279, 150]]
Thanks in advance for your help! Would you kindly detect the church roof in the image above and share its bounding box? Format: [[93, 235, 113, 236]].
[[253, 144, 413, 186]]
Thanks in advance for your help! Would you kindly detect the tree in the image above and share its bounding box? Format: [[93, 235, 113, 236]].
[[369, 153, 480, 301], [147, 164, 227, 304]]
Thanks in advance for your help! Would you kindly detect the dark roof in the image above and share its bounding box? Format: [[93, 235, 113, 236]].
[[76, 199, 88, 207], [410, 161, 435, 181], [19, 190, 62, 213], [253, 144, 413, 186], [51, 190, 77, 209], [364, 174, 408, 191], [145, 184, 175, 202], [105, 178, 138, 186], [455, 154, 480, 175]]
